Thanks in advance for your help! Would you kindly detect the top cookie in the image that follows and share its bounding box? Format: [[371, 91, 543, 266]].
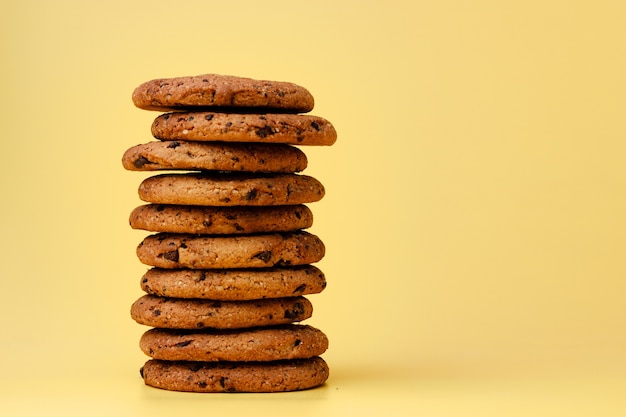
[[132, 74, 314, 113]]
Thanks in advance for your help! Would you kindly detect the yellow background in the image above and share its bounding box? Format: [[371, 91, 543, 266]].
[[1, 0, 625, 415]]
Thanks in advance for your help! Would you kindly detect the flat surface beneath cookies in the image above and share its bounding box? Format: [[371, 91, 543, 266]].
[[2, 362, 625, 417]]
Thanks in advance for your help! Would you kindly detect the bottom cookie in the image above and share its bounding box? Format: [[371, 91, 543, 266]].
[[140, 357, 329, 393]]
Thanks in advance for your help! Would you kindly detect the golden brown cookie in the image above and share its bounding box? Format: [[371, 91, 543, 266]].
[[140, 357, 329, 392], [139, 324, 328, 362], [151, 112, 337, 146], [136, 232, 325, 269], [129, 204, 313, 234], [130, 295, 313, 329], [122, 141, 308, 173], [138, 172, 325, 206], [140, 265, 326, 300], [132, 73, 314, 113]]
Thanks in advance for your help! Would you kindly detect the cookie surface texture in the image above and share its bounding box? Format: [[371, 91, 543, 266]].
[[151, 112, 337, 146], [130, 295, 313, 329], [132, 74, 314, 112], [129, 204, 313, 235], [140, 357, 329, 393], [136, 232, 325, 269], [139, 324, 329, 362], [138, 173, 325, 206], [140, 265, 326, 300], [122, 141, 308, 173]]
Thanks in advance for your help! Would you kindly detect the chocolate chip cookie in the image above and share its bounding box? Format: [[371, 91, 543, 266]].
[[136, 231, 325, 269], [139, 324, 328, 362], [130, 295, 313, 329], [138, 172, 325, 206], [129, 204, 313, 234], [140, 265, 326, 300], [140, 357, 329, 392], [132, 73, 315, 113], [122, 141, 308, 173], [151, 112, 337, 146]]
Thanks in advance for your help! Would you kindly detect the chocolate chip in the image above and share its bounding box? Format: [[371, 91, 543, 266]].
[[188, 116, 194, 121], [293, 284, 307, 294], [252, 250, 272, 263], [198, 271, 207, 282], [167, 141, 181, 149], [294, 210, 301, 219], [133, 156, 153, 168], [311, 121, 320, 131], [196, 322, 205, 328], [205, 114, 214, 121], [174, 340, 192, 348], [219, 377, 226, 388], [153, 309, 161, 317], [245, 189, 258, 200], [234, 223, 244, 231], [225, 122, 232, 128], [197, 381, 207, 388], [160, 250, 179, 262], [294, 339, 301, 346], [256, 125, 276, 138], [284, 302, 305, 319]]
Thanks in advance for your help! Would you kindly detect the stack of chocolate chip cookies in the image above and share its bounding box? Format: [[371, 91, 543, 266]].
[[123, 74, 336, 393]]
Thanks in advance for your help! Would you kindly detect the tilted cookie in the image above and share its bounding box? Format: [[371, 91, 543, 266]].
[[130, 294, 313, 329], [122, 141, 307, 173], [138, 172, 324, 206], [151, 112, 337, 146], [132, 73, 314, 113], [136, 231, 325, 269], [140, 357, 329, 393], [140, 265, 326, 300], [129, 204, 313, 234], [140, 324, 328, 362]]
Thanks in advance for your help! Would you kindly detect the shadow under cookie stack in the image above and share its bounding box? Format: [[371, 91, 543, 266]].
[[123, 74, 336, 393]]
